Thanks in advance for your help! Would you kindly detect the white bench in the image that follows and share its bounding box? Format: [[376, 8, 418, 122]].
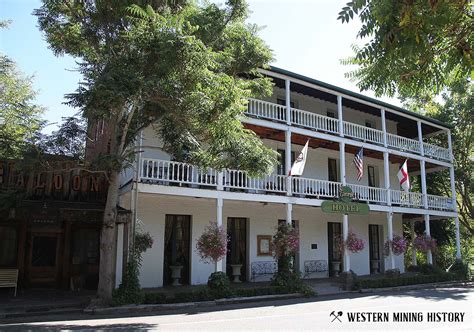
[[251, 261, 278, 282], [303, 260, 328, 279], [0, 269, 18, 296]]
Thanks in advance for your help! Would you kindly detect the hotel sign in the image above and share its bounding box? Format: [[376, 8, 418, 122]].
[[321, 186, 370, 215]]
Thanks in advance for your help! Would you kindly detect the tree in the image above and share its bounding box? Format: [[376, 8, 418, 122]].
[[338, 0, 473, 98], [35, 0, 276, 302], [0, 21, 44, 159]]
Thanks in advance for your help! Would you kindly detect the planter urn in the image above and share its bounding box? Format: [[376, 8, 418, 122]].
[[230, 264, 243, 283], [170, 265, 183, 286], [331, 261, 341, 277]]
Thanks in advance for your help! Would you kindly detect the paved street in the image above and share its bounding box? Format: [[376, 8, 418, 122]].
[[1, 286, 473, 331]]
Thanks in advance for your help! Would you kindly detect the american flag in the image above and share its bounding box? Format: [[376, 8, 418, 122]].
[[353, 148, 364, 181]]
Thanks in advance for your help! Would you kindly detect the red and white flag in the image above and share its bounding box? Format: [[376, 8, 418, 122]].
[[289, 140, 309, 176], [397, 159, 410, 192]]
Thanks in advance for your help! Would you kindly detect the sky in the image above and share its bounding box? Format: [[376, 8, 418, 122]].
[[0, 0, 402, 133]]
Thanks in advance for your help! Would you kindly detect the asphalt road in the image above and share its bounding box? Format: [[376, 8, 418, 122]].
[[1, 286, 473, 331]]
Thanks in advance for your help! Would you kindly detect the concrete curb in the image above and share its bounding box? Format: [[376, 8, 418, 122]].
[[84, 293, 305, 315], [357, 280, 474, 294], [83, 281, 473, 316]]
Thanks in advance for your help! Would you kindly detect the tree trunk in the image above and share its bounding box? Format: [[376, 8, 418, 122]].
[[97, 169, 121, 302]]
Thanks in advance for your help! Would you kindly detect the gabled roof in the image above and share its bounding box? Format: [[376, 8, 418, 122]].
[[267, 66, 452, 130]]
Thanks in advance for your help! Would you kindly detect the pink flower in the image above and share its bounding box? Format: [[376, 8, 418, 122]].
[[384, 235, 407, 256], [196, 221, 228, 264], [272, 223, 299, 258], [336, 230, 365, 253], [413, 234, 437, 252]]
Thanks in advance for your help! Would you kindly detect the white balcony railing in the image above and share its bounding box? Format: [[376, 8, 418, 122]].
[[427, 194, 454, 211], [348, 184, 388, 204], [292, 177, 341, 198], [290, 108, 340, 134], [139, 158, 455, 211], [223, 170, 287, 193], [390, 190, 424, 208], [386, 133, 421, 154], [141, 159, 218, 187], [423, 142, 451, 162], [343, 122, 384, 146], [247, 98, 286, 122]]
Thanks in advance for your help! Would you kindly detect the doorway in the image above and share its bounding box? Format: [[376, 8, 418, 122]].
[[328, 222, 342, 276], [226, 218, 248, 282], [27, 233, 61, 286], [369, 224, 384, 274], [163, 215, 191, 286]]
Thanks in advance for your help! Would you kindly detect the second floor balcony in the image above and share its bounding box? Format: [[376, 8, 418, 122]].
[[139, 158, 455, 212], [245, 99, 451, 162]]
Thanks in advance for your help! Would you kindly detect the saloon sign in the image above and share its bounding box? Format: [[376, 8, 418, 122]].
[[321, 186, 370, 215]]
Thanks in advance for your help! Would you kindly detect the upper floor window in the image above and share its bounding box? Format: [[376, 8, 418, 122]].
[[277, 149, 295, 175], [276, 98, 295, 108], [328, 158, 339, 182], [326, 109, 337, 119], [368, 165, 379, 187]]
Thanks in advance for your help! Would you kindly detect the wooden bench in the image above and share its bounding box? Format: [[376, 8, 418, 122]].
[[0, 269, 18, 296], [303, 260, 328, 279], [251, 261, 278, 281]]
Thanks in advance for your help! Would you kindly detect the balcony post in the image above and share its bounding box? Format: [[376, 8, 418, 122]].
[[285, 130, 292, 196], [337, 95, 343, 137], [447, 129, 454, 162], [339, 142, 346, 185], [417, 121, 425, 156], [381, 108, 388, 147], [420, 160, 428, 209], [387, 212, 395, 270], [286, 203, 292, 225], [411, 220, 417, 266], [216, 197, 224, 272], [217, 171, 224, 190], [383, 151, 391, 205], [424, 214, 433, 264], [285, 79, 291, 125], [449, 166, 461, 259], [342, 214, 350, 272]]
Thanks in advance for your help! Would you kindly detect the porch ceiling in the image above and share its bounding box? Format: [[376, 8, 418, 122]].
[[245, 123, 440, 172]]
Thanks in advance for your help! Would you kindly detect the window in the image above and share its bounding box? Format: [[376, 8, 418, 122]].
[[0, 226, 17, 267], [277, 149, 295, 175], [276, 98, 295, 108], [365, 120, 375, 129], [326, 110, 337, 119], [328, 158, 339, 182], [368, 165, 378, 187]]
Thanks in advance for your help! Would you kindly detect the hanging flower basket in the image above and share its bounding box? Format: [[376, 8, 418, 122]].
[[337, 230, 365, 254], [383, 235, 408, 256], [272, 223, 299, 258], [413, 234, 437, 252], [196, 221, 228, 271]]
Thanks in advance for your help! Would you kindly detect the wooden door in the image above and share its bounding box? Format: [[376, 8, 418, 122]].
[[226, 218, 248, 281], [27, 232, 61, 285]]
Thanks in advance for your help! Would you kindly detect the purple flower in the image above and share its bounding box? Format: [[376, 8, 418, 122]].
[[413, 234, 437, 252], [384, 234, 408, 256]]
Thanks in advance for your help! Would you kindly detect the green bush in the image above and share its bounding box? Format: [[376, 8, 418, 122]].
[[406, 264, 444, 275], [207, 272, 232, 298], [233, 286, 281, 297], [112, 259, 144, 305], [143, 292, 167, 304], [271, 271, 315, 296], [448, 260, 471, 280], [355, 272, 458, 289]]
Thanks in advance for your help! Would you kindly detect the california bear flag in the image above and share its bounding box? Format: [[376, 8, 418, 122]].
[[289, 140, 309, 176]]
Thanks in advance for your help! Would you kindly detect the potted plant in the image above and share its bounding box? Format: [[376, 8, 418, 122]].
[[383, 234, 408, 256], [413, 234, 437, 253], [196, 221, 228, 272], [337, 230, 365, 254]]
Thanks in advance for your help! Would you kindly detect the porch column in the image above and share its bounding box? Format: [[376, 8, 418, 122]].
[[420, 160, 428, 209], [339, 142, 346, 185], [216, 198, 224, 272], [424, 214, 433, 264], [387, 212, 395, 269], [115, 223, 125, 288], [417, 121, 425, 156], [383, 151, 391, 205], [381, 109, 388, 147], [411, 221, 417, 266], [449, 166, 461, 259], [286, 203, 292, 225], [285, 130, 292, 196], [337, 95, 343, 136], [342, 214, 350, 272], [285, 79, 291, 125]]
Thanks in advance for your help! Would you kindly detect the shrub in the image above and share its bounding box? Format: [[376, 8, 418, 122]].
[[143, 292, 167, 304], [407, 263, 444, 275], [448, 260, 471, 280], [271, 271, 315, 296], [385, 268, 400, 278], [207, 271, 232, 298], [355, 272, 457, 289]]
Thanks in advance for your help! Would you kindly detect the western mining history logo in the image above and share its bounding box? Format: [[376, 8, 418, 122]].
[[330, 311, 466, 323]]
